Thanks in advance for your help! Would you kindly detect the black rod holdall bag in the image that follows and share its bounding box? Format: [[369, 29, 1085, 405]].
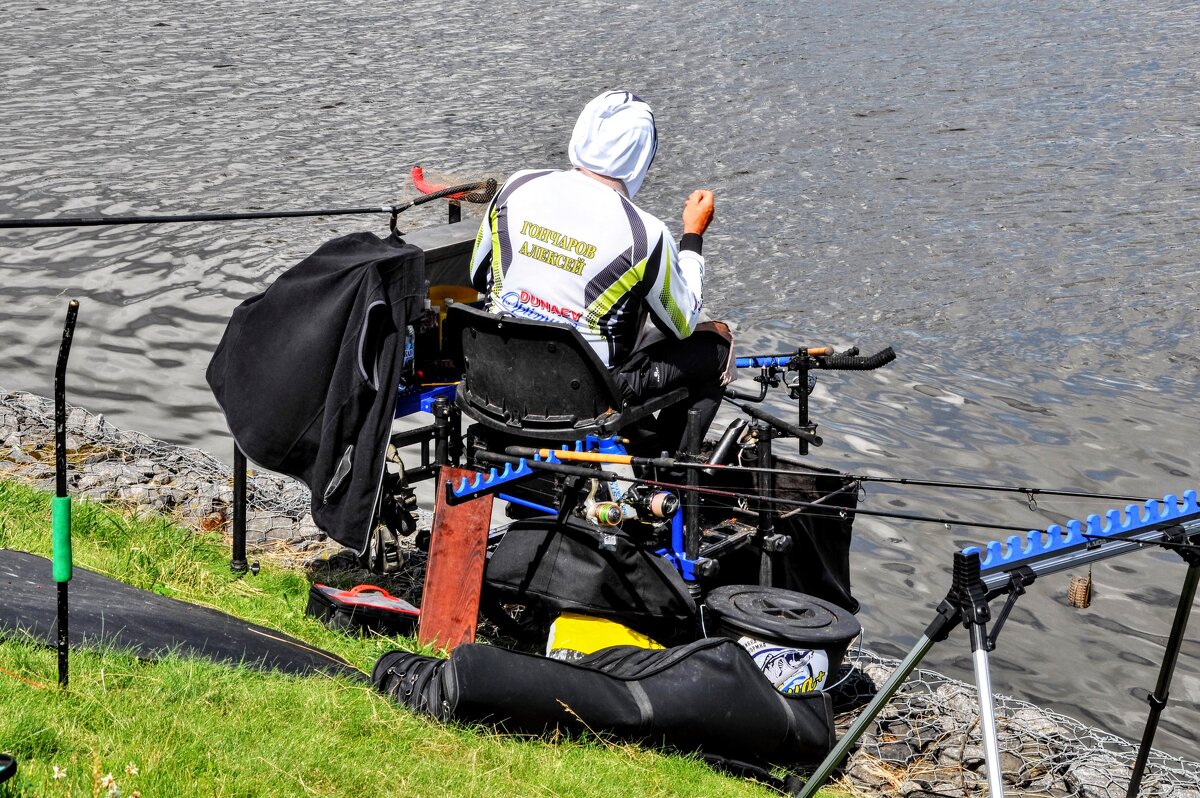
[[372, 637, 835, 767]]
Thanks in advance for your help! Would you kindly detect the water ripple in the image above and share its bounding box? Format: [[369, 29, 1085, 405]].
[[2, 0, 1198, 758]]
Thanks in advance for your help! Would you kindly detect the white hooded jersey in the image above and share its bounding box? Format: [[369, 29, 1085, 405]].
[[469, 169, 704, 368]]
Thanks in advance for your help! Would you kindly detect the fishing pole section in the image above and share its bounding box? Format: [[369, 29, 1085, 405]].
[[0, 167, 497, 233]]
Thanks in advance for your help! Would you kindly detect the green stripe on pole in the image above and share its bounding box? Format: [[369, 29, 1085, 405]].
[[51, 496, 72, 583]]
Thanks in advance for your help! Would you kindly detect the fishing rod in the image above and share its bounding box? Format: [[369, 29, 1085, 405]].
[[1084, 533, 1200, 556], [504, 446, 1156, 505], [485, 448, 1034, 534], [729, 344, 896, 457], [638, 477, 1034, 533], [0, 177, 497, 229], [735, 347, 833, 369], [730, 344, 1159, 504], [811, 472, 1154, 505]]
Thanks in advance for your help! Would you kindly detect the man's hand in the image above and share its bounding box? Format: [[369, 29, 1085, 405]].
[[682, 190, 715, 236]]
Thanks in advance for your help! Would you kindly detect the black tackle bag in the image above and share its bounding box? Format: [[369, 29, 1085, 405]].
[[206, 232, 425, 554], [707, 458, 860, 613], [372, 638, 835, 767], [483, 516, 697, 645], [305, 583, 419, 637]]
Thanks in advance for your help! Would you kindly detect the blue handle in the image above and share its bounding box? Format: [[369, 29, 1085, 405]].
[[735, 355, 793, 369]]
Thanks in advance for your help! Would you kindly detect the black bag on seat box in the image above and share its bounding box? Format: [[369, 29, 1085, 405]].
[[372, 637, 835, 766], [705, 459, 860, 613], [483, 516, 697, 644], [306, 584, 419, 636]]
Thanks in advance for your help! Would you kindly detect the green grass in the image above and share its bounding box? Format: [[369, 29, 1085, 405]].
[[0, 479, 839, 797]]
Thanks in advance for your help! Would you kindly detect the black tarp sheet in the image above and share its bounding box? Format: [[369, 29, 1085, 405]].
[[0, 549, 358, 678]]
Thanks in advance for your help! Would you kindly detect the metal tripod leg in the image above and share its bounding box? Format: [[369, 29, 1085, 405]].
[[798, 553, 993, 798], [795, 631, 941, 798], [969, 620, 1006, 798], [1126, 561, 1199, 798]]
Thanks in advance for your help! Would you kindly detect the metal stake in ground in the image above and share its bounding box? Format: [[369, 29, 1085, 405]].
[[53, 299, 79, 688]]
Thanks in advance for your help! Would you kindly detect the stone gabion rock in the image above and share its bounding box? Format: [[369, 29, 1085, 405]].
[[826, 651, 1200, 798], [1, 389, 330, 567]]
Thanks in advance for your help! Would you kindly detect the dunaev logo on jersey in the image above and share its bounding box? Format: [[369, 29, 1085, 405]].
[[498, 290, 583, 324]]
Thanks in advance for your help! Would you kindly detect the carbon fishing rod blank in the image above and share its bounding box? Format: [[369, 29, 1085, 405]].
[[0, 176, 498, 230]]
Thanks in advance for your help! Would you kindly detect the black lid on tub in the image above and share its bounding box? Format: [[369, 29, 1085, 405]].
[[705, 585, 861, 647]]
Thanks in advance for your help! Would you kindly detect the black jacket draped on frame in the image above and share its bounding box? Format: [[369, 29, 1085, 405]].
[[206, 232, 424, 553]]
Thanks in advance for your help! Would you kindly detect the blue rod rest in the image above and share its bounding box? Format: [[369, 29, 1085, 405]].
[[450, 450, 565, 503], [394, 383, 458, 418], [964, 489, 1200, 574], [499, 493, 557, 515], [448, 436, 622, 504], [656, 511, 703, 581]]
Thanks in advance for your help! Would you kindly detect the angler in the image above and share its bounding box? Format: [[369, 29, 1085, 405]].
[[470, 90, 732, 454]]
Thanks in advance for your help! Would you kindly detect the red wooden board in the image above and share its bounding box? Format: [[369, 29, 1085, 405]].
[[417, 466, 494, 651]]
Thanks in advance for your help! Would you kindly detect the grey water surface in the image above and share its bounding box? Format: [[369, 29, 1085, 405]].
[[2, 0, 1198, 758]]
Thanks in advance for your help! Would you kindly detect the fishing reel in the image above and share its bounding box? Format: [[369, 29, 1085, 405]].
[[597, 485, 679, 523], [581, 477, 681, 532], [786, 371, 819, 401], [747, 365, 814, 403]]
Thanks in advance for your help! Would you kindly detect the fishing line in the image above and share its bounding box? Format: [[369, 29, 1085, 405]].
[[507, 445, 1158, 506], [1082, 533, 1200, 556], [636, 476, 1032, 533], [785, 468, 1155, 505], [776, 480, 860, 521], [481, 450, 1032, 533]]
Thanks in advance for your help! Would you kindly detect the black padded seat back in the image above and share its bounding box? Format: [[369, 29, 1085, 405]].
[[448, 304, 625, 439]]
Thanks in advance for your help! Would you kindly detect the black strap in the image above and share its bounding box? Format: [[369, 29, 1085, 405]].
[[625, 680, 654, 734]]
